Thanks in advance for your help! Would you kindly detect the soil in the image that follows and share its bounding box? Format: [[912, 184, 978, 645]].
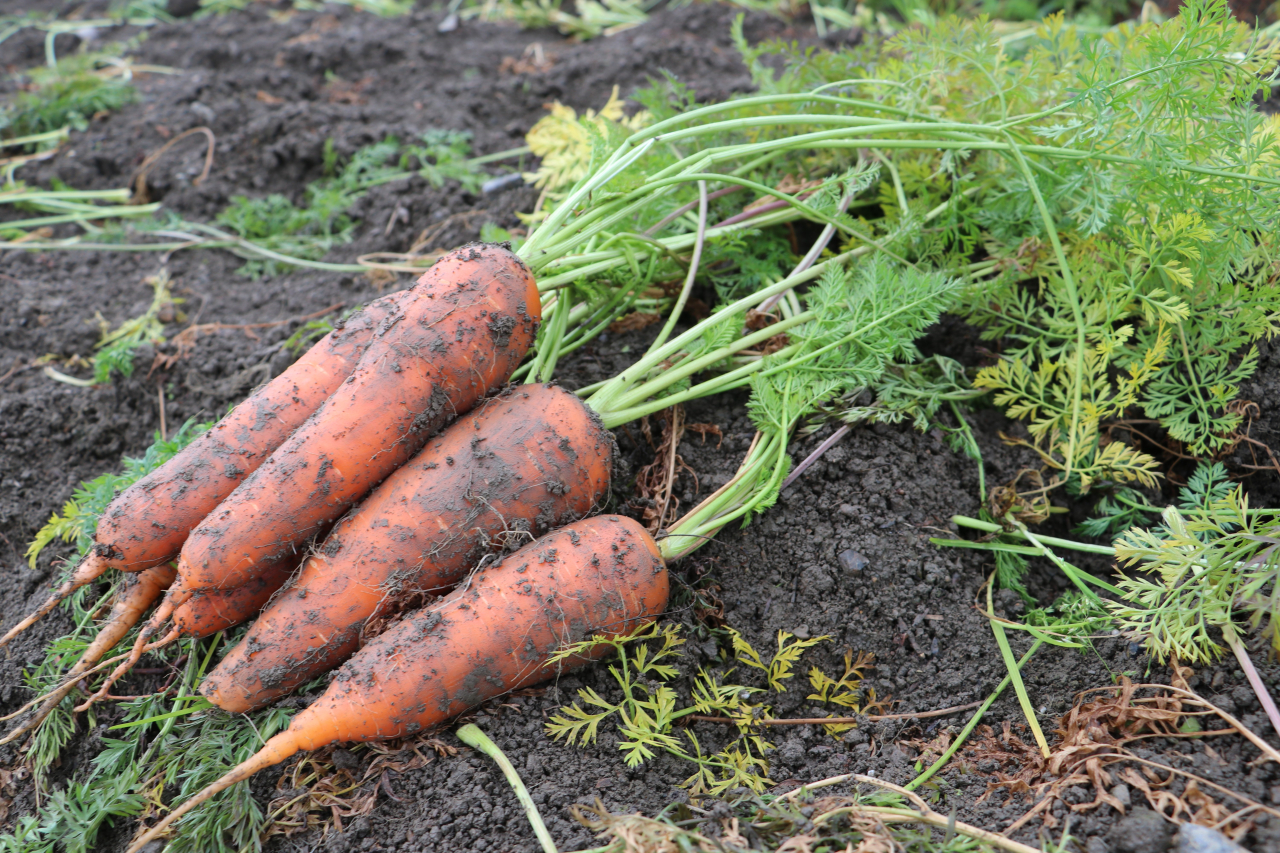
[[3, 3, 1280, 853]]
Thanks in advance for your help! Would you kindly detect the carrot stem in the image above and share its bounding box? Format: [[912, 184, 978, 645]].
[[0, 552, 107, 650], [457, 723, 558, 853], [125, 730, 300, 853], [647, 179, 707, 355]]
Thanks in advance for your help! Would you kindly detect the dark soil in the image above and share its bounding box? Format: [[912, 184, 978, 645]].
[[3, 4, 1279, 853]]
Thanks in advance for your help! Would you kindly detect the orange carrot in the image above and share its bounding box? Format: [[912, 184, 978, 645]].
[[125, 515, 667, 853], [172, 243, 539, 603], [201, 383, 612, 712], [172, 559, 295, 639], [0, 292, 406, 650], [0, 564, 176, 745]]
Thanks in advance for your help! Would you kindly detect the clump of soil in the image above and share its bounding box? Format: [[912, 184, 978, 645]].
[[2, 4, 1278, 853]]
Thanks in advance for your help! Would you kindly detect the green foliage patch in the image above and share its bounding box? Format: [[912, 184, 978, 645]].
[[735, 2, 1280, 499], [0, 49, 136, 144], [216, 133, 486, 277], [548, 622, 873, 798]]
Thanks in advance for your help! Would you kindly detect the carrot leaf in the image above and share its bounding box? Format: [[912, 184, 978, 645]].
[[548, 622, 842, 797], [546, 686, 619, 747]]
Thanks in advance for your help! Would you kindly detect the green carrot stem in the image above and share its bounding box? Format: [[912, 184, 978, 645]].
[[457, 724, 558, 853], [1013, 522, 1126, 597], [905, 638, 1044, 791], [987, 577, 1050, 758], [466, 145, 532, 165], [1, 206, 159, 230], [949, 516, 1116, 555], [648, 180, 707, 354]]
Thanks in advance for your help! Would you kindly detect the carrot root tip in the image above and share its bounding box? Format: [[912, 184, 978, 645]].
[[124, 731, 300, 853], [0, 553, 109, 650], [74, 597, 176, 713]]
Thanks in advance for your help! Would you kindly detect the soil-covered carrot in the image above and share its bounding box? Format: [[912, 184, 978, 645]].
[[126, 515, 667, 853], [56, 244, 539, 710], [201, 383, 613, 712], [0, 564, 176, 746], [171, 559, 294, 639], [0, 293, 406, 650], [173, 243, 539, 602]]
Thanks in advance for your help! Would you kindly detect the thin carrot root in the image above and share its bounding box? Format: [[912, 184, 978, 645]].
[[0, 647, 130, 724], [145, 627, 181, 653], [2, 564, 175, 745], [0, 623, 180, 727], [0, 553, 108, 650], [74, 595, 176, 713], [125, 730, 301, 853]]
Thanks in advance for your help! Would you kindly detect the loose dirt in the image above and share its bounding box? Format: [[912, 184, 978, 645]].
[[2, 4, 1278, 853]]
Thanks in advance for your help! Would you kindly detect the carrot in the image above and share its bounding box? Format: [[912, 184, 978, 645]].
[[125, 515, 667, 853], [174, 243, 539, 601], [0, 564, 176, 746], [201, 383, 613, 712], [172, 559, 294, 639], [0, 292, 407, 650]]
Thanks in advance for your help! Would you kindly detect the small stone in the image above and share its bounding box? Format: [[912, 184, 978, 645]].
[[838, 549, 868, 574], [166, 0, 200, 16], [792, 625, 811, 639], [1112, 783, 1132, 807], [189, 101, 216, 124], [1174, 824, 1249, 853], [838, 504, 857, 517], [483, 173, 525, 194], [1108, 808, 1174, 853]]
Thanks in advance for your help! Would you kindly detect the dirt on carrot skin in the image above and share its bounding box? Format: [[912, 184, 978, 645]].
[[200, 383, 616, 714], [2, 4, 1279, 853]]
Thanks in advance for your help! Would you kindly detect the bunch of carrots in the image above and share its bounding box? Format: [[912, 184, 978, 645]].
[[3, 228, 942, 850], [0, 223, 865, 847]]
